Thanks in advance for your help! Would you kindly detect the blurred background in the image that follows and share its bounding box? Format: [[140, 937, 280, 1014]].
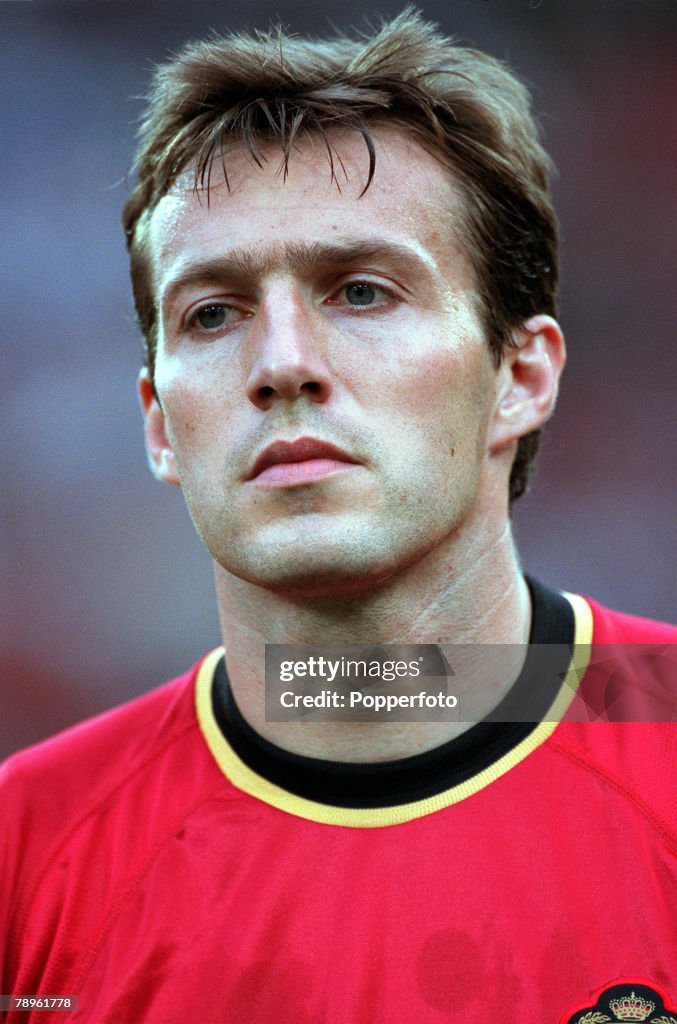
[[1, 0, 675, 759]]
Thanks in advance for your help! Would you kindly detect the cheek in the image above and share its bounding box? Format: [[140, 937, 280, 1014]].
[[155, 353, 240, 457], [384, 338, 494, 442], [157, 381, 200, 456]]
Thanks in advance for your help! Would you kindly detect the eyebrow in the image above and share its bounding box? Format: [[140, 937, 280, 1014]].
[[160, 239, 438, 311]]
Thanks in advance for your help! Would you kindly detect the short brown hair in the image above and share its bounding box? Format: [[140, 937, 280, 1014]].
[[123, 8, 559, 502]]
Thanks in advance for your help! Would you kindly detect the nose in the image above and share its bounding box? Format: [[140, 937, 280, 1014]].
[[245, 289, 333, 410]]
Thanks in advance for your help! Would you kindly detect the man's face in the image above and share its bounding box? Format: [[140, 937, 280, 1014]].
[[144, 128, 503, 597]]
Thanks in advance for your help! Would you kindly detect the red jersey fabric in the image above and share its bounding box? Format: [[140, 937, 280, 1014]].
[[1, 589, 675, 1023]]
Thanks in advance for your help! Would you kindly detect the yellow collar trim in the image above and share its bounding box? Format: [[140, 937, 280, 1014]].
[[194, 592, 593, 828]]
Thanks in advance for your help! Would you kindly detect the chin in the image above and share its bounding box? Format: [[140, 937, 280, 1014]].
[[216, 516, 462, 600], [215, 532, 409, 599]]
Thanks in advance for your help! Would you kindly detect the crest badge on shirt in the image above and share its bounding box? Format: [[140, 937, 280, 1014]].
[[561, 979, 677, 1024]]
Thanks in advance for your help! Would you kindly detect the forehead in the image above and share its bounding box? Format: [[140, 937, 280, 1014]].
[[147, 127, 471, 290]]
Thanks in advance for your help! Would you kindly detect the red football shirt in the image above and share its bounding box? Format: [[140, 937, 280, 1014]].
[[1, 580, 675, 1023]]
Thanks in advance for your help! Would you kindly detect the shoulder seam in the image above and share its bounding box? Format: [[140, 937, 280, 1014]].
[[8, 716, 199, 978], [74, 780, 233, 994], [547, 734, 677, 856]]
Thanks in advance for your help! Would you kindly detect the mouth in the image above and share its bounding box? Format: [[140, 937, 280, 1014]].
[[246, 436, 361, 486]]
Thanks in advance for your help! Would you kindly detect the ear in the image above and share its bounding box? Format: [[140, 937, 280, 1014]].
[[488, 315, 566, 453], [137, 369, 180, 486]]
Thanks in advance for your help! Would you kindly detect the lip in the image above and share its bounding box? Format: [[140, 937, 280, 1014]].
[[247, 436, 361, 485]]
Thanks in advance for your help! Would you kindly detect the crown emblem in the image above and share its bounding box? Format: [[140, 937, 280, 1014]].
[[609, 991, 655, 1021]]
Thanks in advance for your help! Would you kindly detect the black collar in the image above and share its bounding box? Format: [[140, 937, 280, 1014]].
[[211, 577, 574, 809]]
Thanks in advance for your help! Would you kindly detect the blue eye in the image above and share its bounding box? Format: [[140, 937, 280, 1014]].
[[196, 305, 228, 330], [345, 282, 377, 306]]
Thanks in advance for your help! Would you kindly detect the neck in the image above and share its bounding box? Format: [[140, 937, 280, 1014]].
[[214, 511, 531, 762]]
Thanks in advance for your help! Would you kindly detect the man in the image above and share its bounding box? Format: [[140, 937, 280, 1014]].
[[1, 11, 674, 1023]]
